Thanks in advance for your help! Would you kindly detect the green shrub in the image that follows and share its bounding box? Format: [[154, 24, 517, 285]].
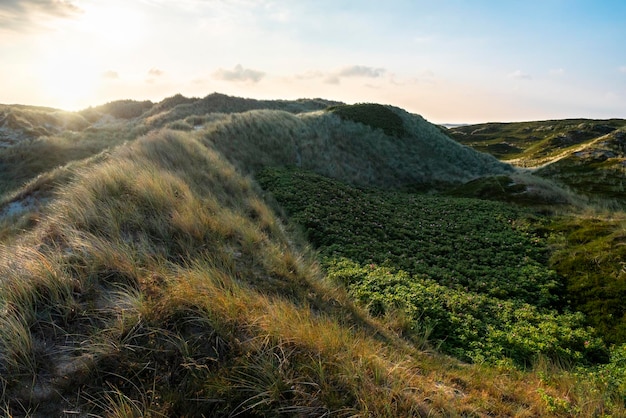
[[258, 167, 560, 307], [327, 258, 606, 366], [326, 103, 407, 137], [258, 167, 612, 367]]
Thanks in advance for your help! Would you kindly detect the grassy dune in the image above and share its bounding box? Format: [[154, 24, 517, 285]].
[[447, 119, 626, 206], [197, 106, 511, 188], [447, 119, 626, 164], [0, 96, 624, 416], [0, 130, 544, 417]]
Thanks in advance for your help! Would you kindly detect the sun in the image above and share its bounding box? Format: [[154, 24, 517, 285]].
[[37, 52, 101, 111], [32, 2, 148, 110]]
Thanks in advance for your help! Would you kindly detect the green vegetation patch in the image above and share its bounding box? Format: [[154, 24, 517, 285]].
[[327, 259, 605, 366], [547, 216, 626, 344], [258, 167, 559, 307], [327, 103, 408, 137], [449, 120, 626, 206], [258, 168, 611, 367]]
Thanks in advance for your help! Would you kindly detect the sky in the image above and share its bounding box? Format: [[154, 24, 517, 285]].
[[1, 0, 626, 124]]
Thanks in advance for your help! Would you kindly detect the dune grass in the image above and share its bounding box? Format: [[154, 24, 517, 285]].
[[198, 106, 510, 189], [2, 127, 615, 416], [0, 105, 90, 141], [0, 122, 140, 200], [141, 92, 340, 131], [1, 96, 625, 416]]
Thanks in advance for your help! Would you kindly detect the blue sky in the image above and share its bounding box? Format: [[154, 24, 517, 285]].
[[1, 0, 625, 123]]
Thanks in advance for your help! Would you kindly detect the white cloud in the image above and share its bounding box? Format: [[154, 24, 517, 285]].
[[508, 70, 532, 80], [294, 65, 387, 85], [102, 70, 119, 80], [338, 65, 386, 78], [295, 70, 324, 80], [0, 0, 82, 32], [620, 66, 626, 73], [324, 75, 340, 85], [549, 68, 565, 76], [146, 68, 164, 83], [148, 68, 164, 76], [299, 65, 388, 85], [213, 64, 265, 83]]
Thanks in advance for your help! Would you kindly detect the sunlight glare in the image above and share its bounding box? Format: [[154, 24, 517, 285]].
[[31, 2, 148, 110], [38, 57, 100, 110]]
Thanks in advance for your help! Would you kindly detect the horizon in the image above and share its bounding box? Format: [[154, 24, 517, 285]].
[[1, 0, 625, 124], [6, 91, 626, 127]]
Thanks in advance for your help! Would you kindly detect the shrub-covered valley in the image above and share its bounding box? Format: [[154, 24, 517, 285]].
[[0, 94, 625, 416]]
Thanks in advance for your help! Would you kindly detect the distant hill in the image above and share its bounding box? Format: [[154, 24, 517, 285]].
[[448, 119, 626, 164], [535, 128, 626, 202], [448, 119, 626, 204], [439, 123, 469, 129]]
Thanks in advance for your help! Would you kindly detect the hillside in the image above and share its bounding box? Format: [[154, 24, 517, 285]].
[[447, 119, 626, 205], [1, 95, 625, 416], [447, 119, 626, 165]]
